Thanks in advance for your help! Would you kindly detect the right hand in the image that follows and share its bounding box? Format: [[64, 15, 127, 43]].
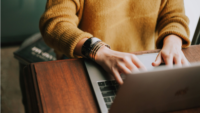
[[95, 46, 146, 85]]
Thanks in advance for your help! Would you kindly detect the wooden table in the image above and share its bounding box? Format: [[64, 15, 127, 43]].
[[23, 45, 200, 113]]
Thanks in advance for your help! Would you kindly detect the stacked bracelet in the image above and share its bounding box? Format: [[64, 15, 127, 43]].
[[81, 37, 110, 60], [89, 41, 110, 60]]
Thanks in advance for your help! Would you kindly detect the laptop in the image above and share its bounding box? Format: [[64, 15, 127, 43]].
[[84, 53, 200, 113]]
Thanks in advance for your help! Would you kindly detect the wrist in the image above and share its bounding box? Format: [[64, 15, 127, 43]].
[[95, 45, 112, 61], [81, 37, 111, 60], [163, 35, 182, 48]]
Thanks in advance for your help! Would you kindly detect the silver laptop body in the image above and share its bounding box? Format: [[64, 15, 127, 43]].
[[84, 53, 200, 113], [109, 62, 200, 113]]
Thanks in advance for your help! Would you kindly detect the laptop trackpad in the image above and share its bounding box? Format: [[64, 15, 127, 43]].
[[136, 53, 159, 70]]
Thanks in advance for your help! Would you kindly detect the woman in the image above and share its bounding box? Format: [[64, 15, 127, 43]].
[[40, 0, 190, 84]]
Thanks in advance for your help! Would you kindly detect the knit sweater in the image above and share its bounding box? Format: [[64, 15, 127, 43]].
[[39, 0, 190, 58]]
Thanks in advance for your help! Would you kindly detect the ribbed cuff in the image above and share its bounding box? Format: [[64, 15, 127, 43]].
[[60, 32, 93, 58], [156, 26, 190, 49]]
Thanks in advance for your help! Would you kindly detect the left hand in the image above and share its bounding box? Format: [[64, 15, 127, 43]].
[[152, 35, 189, 67]]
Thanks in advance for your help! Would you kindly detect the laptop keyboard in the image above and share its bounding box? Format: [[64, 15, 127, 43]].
[[98, 80, 119, 109]]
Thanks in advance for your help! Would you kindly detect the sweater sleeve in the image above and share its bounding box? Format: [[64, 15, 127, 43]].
[[156, 0, 190, 49], [39, 0, 92, 58]]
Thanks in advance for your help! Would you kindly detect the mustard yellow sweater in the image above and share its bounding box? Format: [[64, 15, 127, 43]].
[[39, 0, 190, 58]]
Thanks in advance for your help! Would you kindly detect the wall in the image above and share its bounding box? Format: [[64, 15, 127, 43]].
[[184, 0, 200, 41], [1, 0, 46, 43]]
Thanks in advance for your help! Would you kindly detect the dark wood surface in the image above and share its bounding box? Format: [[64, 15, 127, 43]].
[[24, 45, 200, 113]]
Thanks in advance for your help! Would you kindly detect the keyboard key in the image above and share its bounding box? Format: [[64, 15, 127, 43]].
[[111, 96, 115, 101], [98, 82, 105, 86], [104, 97, 111, 102], [102, 91, 115, 97], [112, 80, 118, 85], [105, 81, 112, 86], [100, 86, 116, 91], [115, 85, 119, 90], [114, 90, 117, 94], [106, 103, 112, 108]]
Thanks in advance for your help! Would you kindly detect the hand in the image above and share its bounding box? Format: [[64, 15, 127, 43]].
[[152, 35, 189, 67], [95, 46, 146, 85]]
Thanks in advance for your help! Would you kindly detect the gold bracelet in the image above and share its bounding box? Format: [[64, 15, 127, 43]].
[[89, 42, 103, 60], [91, 42, 104, 60], [89, 42, 110, 61]]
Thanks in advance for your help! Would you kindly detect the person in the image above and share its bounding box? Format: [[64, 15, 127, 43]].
[[39, 0, 190, 85]]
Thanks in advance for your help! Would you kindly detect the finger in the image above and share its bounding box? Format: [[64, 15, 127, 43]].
[[117, 63, 132, 74], [182, 56, 189, 65], [173, 55, 182, 66], [124, 61, 139, 72], [126, 63, 139, 72], [112, 69, 123, 85], [129, 64, 139, 72], [131, 55, 146, 70], [163, 54, 173, 67], [152, 53, 162, 66]]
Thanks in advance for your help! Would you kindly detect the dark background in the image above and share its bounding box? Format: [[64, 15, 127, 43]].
[[1, 0, 46, 46]]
